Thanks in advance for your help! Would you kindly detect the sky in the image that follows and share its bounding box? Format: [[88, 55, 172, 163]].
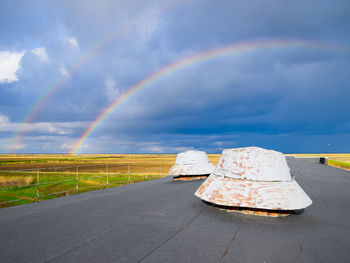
[[0, 0, 349, 154]]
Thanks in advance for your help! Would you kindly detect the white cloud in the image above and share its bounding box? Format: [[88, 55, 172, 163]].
[[175, 146, 194, 152], [59, 64, 69, 77], [7, 143, 26, 150], [0, 51, 24, 83], [31, 47, 48, 63], [105, 76, 121, 102], [0, 113, 85, 135], [61, 142, 74, 150], [0, 114, 10, 126], [0, 113, 17, 132], [130, 8, 162, 48], [62, 141, 90, 151], [145, 146, 163, 153], [136, 142, 164, 153], [67, 37, 80, 49]]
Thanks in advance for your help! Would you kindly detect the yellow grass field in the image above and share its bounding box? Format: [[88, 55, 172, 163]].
[[286, 153, 350, 171], [0, 154, 221, 172], [1, 153, 347, 173], [0, 154, 180, 208], [0, 153, 222, 209]]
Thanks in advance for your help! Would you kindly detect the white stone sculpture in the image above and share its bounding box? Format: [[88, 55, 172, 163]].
[[168, 150, 216, 181], [195, 147, 312, 211]]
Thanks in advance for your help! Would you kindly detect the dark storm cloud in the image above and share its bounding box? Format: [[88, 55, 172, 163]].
[[160, 0, 350, 48], [0, 0, 349, 153]]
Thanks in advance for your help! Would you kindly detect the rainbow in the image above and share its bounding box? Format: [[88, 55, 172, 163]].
[[6, 0, 178, 153], [70, 38, 337, 154]]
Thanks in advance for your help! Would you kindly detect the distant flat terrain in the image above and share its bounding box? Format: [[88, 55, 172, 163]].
[[0, 154, 349, 209], [289, 153, 350, 171], [0, 159, 350, 262], [0, 154, 219, 208]]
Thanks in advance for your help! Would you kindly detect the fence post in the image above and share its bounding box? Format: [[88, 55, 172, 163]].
[[36, 169, 40, 202], [76, 166, 79, 191], [106, 164, 109, 185], [128, 164, 130, 184]]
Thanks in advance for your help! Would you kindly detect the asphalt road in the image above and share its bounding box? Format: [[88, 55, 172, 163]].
[[1, 159, 350, 263]]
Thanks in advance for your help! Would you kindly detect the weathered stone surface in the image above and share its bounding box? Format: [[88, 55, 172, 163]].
[[195, 147, 312, 211], [168, 150, 215, 176]]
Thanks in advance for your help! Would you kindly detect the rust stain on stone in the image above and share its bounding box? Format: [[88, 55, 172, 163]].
[[194, 147, 313, 213], [220, 158, 225, 168], [173, 175, 208, 181]]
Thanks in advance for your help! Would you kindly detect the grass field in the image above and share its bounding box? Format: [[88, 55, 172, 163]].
[[288, 153, 350, 171], [0, 154, 220, 209], [0, 154, 173, 208], [0, 153, 348, 209]]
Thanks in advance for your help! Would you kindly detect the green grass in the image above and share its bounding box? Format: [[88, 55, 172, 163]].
[[328, 160, 350, 169], [0, 154, 177, 208], [0, 171, 165, 208]]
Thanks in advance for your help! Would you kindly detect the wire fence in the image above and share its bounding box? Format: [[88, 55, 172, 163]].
[[0, 162, 170, 208]]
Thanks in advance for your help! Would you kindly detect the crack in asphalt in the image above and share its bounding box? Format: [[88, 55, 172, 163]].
[[137, 209, 202, 263], [220, 221, 242, 262], [43, 212, 154, 263], [43, 226, 117, 263]]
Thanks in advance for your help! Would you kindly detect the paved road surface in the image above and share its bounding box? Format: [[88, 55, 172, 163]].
[[1, 160, 350, 262]]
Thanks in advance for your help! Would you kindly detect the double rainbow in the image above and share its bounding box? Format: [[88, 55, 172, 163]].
[[6, 0, 179, 153], [70, 38, 337, 154]]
